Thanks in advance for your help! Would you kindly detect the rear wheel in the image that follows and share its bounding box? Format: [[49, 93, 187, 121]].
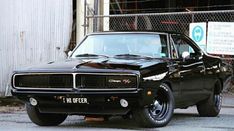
[[26, 104, 67, 126], [133, 83, 174, 127], [197, 81, 222, 117]]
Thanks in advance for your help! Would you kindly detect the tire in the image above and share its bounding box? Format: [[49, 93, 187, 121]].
[[133, 83, 174, 127], [197, 81, 222, 117], [26, 104, 67, 126]]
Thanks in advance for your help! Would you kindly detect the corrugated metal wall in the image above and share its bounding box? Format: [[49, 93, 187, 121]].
[[0, 0, 73, 96]]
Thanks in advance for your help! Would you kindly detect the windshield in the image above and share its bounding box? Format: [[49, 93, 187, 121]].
[[71, 33, 168, 58]]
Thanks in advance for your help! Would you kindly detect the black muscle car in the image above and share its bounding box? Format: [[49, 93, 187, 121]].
[[11, 32, 230, 127]]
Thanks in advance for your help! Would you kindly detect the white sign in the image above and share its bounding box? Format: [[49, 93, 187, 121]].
[[207, 22, 234, 55], [189, 23, 207, 51]]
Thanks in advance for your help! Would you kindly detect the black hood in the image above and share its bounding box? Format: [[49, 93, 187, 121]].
[[15, 57, 168, 76]]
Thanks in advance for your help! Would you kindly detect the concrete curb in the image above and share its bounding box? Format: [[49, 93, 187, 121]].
[[222, 105, 234, 108]]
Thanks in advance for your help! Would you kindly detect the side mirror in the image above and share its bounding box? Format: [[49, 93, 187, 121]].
[[182, 51, 190, 60], [68, 51, 72, 57]]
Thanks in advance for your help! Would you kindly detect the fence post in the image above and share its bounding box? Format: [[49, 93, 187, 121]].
[[84, 0, 87, 36], [192, 13, 194, 23], [93, 0, 99, 32]]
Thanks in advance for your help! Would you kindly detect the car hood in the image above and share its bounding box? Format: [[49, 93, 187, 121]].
[[14, 57, 168, 76]]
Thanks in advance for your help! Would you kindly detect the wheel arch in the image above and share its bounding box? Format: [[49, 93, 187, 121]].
[[161, 81, 173, 92], [214, 78, 223, 94]]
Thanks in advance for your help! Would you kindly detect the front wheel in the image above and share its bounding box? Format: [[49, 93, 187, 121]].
[[26, 104, 67, 126], [133, 83, 174, 127]]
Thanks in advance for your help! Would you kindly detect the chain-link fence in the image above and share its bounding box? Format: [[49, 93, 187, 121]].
[[85, 10, 234, 35], [85, 10, 234, 91], [85, 10, 234, 62]]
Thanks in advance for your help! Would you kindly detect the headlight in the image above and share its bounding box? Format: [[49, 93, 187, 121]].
[[143, 72, 167, 81]]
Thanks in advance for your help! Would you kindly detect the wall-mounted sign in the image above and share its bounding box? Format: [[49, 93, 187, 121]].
[[189, 23, 207, 51], [207, 22, 234, 55]]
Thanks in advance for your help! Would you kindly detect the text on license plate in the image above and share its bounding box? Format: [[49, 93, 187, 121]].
[[62, 97, 88, 104]]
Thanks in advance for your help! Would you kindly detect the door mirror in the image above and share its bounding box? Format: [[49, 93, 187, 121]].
[[68, 51, 72, 57], [182, 51, 190, 60]]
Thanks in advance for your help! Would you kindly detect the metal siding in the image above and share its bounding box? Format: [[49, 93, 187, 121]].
[[0, 0, 73, 96]]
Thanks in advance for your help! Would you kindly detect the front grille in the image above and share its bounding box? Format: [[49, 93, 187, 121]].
[[14, 74, 73, 88], [76, 74, 137, 89], [13, 73, 138, 90]]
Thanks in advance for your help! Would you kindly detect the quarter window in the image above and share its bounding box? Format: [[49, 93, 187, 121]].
[[172, 36, 198, 59]]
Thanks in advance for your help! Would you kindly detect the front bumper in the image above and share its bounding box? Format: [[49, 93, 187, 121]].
[[11, 88, 156, 115]]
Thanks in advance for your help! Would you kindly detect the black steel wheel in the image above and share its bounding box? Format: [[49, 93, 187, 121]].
[[133, 83, 174, 127], [148, 93, 170, 121]]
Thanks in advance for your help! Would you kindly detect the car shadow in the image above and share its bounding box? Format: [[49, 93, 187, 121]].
[[58, 112, 200, 130], [60, 116, 142, 130]]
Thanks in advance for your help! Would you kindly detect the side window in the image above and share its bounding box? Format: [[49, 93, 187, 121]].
[[172, 36, 198, 58]]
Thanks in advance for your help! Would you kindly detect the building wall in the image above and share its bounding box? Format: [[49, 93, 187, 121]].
[[0, 0, 73, 96], [76, 0, 109, 43]]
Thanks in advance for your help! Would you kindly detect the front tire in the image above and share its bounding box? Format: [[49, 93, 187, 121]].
[[26, 104, 67, 126], [197, 81, 222, 117], [133, 83, 174, 127]]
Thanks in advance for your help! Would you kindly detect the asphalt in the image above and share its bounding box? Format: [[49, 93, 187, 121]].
[[1, 106, 234, 131]]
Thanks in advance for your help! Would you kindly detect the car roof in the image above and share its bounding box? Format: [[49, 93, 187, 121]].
[[87, 30, 183, 36]]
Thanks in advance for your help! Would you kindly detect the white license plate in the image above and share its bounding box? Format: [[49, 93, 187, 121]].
[[62, 97, 88, 104]]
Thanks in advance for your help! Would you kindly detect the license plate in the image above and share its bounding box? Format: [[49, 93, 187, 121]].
[[62, 97, 89, 104]]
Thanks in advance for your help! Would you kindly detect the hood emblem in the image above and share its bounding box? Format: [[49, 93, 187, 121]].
[[108, 79, 121, 83], [122, 79, 131, 84], [108, 79, 131, 84]]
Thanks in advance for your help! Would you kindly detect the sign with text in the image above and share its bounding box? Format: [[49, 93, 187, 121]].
[[207, 22, 234, 55], [189, 23, 207, 51]]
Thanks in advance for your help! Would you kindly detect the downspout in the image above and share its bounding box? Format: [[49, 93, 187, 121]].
[[84, 0, 87, 36]]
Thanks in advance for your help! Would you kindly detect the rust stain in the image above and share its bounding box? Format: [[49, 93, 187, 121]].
[[20, 31, 24, 44]]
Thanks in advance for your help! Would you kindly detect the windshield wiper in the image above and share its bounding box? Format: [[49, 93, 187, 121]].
[[75, 53, 109, 58], [115, 54, 140, 57], [114, 54, 153, 59]]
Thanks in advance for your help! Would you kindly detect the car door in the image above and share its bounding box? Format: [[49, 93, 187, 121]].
[[171, 35, 207, 104]]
